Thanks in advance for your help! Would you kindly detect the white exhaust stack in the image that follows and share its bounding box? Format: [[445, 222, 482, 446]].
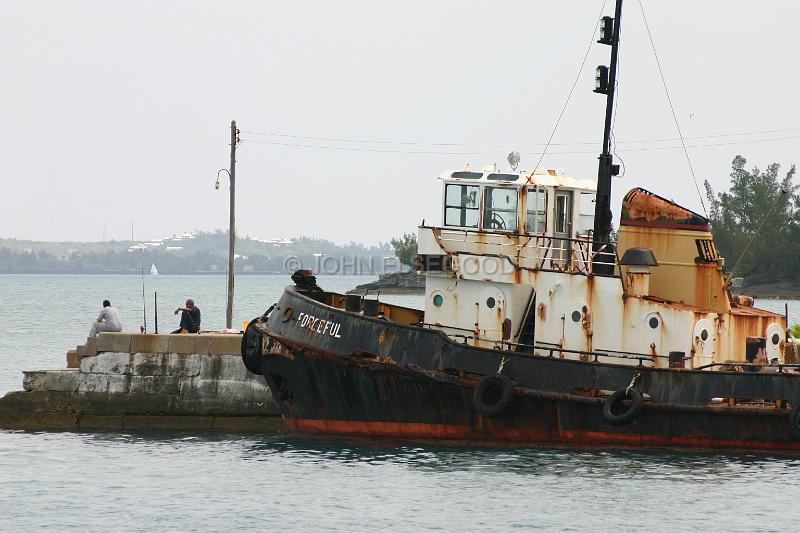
[[619, 247, 658, 298]]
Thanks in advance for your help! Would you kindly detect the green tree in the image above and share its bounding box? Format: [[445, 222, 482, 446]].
[[391, 233, 418, 268], [705, 156, 798, 283]]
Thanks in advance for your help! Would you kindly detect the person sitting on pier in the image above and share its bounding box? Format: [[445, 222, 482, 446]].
[[89, 300, 123, 337], [172, 299, 201, 334]]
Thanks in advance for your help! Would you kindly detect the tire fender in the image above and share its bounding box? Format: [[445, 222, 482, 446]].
[[473, 375, 515, 418], [602, 388, 644, 426], [241, 317, 265, 375]]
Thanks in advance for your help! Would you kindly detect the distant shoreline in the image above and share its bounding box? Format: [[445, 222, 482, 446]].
[[0, 271, 381, 276], [734, 283, 800, 300], [1, 273, 798, 300]]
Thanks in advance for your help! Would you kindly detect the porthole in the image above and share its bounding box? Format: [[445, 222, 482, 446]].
[[700, 329, 709, 342], [486, 297, 496, 309], [281, 307, 293, 322], [433, 294, 444, 307], [772, 333, 780, 345], [648, 316, 659, 329], [571, 310, 581, 323]]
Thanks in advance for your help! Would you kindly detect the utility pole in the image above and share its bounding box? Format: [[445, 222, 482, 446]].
[[591, 0, 623, 275], [226, 120, 239, 330]]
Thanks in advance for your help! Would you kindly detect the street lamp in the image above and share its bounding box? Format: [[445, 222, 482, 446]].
[[216, 167, 235, 330], [216, 120, 239, 330]]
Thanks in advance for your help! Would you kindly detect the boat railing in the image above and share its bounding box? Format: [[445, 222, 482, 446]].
[[438, 330, 668, 365], [535, 343, 663, 365], [419, 324, 800, 372], [434, 229, 618, 275], [418, 322, 475, 333], [695, 361, 800, 373]]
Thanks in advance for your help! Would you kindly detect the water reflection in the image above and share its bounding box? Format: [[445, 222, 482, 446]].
[[241, 434, 800, 482], [5, 427, 800, 532], [12, 427, 800, 486]]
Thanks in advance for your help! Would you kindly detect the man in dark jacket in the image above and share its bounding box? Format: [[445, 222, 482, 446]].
[[172, 299, 201, 333]]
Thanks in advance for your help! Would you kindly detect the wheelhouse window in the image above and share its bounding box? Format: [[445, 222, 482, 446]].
[[444, 184, 480, 228], [555, 193, 571, 235], [526, 187, 547, 234], [578, 193, 595, 235], [487, 173, 519, 182], [450, 171, 483, 180], [483, 186, 518, 231]]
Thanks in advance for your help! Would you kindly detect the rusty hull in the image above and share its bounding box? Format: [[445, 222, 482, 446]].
[[250, 286, 800, 451], [260, 333, 799, 451]]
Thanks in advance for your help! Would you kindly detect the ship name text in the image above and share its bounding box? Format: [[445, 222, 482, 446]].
[[295, 312, 343, 339]]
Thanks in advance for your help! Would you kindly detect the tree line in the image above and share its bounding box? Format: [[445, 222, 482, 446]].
[[0, 234, 396, 274], [705, 155, 798, 284]]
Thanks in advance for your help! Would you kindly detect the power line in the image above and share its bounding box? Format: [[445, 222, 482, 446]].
[[240, 132, 800, 156], [240, 138, 495, 156], [626, 126, 800, 143], [239, 125, 800, 150], [625, 134, 800, 151], [239, 131, 470, 147]]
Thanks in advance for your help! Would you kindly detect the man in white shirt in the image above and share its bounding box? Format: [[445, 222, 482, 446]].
[[89, 300, 123, 336]]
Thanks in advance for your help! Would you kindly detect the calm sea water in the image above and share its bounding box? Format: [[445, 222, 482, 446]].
[[0, 274, 421, 396], [2, 274, 800, 532]]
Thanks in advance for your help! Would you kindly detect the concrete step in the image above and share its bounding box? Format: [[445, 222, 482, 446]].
[[66, 350, 79, 368], [76, 336, 97, 357], [96, 332, 131, 353]]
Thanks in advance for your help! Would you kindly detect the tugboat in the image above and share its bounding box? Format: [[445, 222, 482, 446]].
[[242, 1, 800, 451]]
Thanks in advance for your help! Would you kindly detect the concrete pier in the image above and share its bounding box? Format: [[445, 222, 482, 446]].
[[0, 332, 282, 431]]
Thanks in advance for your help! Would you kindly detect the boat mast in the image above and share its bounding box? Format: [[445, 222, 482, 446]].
[[592, 0, 623, 275]]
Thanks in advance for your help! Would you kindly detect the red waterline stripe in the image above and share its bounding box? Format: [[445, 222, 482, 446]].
[[620, 219, 710, 231], [285, 418, 800, 451]]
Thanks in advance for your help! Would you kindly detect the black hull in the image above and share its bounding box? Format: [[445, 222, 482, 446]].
[[246, 287, 800, 451]]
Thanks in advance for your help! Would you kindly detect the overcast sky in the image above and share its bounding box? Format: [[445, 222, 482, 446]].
[[2, 1, 798, 244]]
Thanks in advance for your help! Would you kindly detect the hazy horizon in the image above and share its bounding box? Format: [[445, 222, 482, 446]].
[[2, 1, 798, 244], [0, 229, 396, 247]]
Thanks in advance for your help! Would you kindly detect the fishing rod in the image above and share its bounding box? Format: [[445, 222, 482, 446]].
[[135, 219, 147, 333]]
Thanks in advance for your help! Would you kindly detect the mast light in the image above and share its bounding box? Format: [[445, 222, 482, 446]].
[[598, 16, 614, 45], [594, 65, 609, 94]]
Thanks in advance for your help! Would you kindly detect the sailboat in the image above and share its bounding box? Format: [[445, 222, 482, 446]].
[[150, 263, 158, 276], [241, 1, 800, 451]]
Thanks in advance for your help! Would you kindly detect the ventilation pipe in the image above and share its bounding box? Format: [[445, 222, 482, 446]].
[[620, 247, 658, 297]]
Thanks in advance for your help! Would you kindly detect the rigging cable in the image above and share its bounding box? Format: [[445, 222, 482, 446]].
[[637, 0, 707, 216], [526, 0, 606, 181], [610, 69, 624, 176], [727, 188, 789, 279]]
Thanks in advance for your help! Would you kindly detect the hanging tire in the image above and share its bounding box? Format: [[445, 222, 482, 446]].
[[602, 388, 644, 426], [473, 375, 515, 417], [789, 406, 800, 440], [241, 317, 265, 375]]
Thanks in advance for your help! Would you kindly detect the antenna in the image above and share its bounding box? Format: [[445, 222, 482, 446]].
[[507, 151, 521, 171]]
